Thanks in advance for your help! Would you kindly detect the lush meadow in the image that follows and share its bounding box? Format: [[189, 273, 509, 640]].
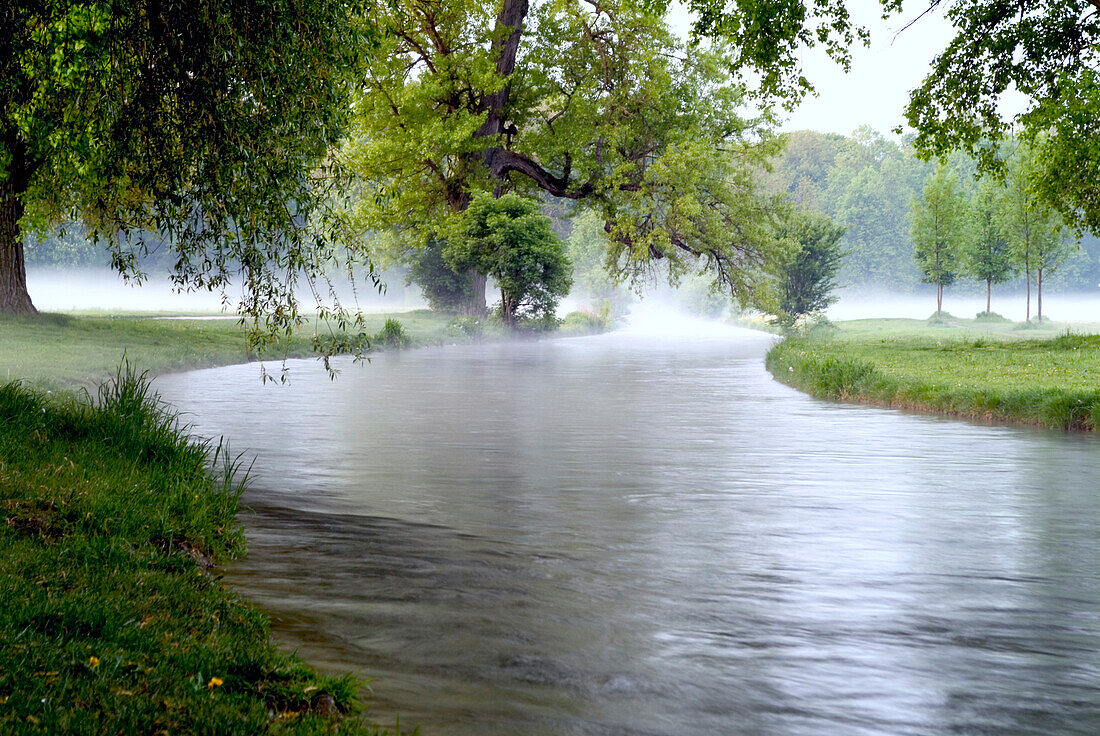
[[768, 317, 1100, 430]]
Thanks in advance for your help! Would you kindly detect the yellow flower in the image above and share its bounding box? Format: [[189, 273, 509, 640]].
[[207, 677, 223, 688], [89, 657, 100, 669]]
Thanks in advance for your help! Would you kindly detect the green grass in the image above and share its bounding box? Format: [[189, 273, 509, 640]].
[[0, 310, 464, 389], [767, 319, 1100, 431], [0, 369, 393, 734]]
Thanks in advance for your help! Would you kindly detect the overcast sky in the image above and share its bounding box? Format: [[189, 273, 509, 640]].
[[669, 0, 1027, 139], [780, 0, 957, 136]]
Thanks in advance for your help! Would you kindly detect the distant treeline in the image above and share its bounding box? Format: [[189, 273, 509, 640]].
[[24, 225, 177, 271], [764, 127, 1100, 294]]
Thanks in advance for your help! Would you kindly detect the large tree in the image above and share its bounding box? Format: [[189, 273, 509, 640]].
[[346, 0, 871, 312], [1, 0, 368, 346]]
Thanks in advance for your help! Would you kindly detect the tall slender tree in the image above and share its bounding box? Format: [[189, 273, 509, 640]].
[[1002, 143, 1066, 323], [911, 164, 966, 316], [965, 178, 1015, 315]]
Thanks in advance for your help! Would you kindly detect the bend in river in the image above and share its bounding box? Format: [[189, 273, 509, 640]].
[[156, 317, 1100, 736]]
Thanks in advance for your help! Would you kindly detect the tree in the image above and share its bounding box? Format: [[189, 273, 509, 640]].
[[1002, 143, 1066, 323], [903, 0, 1100, 234], [965, 178, 1015, 315], [407, 237, 474, 312], [347, 0, 798, 315], [1032, 223, 1073, 322], [1, 0, 369, 349], [448, 192, 572, 328], [775, 208, 845, 326], [911, 164, 966, 315]]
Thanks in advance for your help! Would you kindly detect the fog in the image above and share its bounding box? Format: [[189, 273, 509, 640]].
[[25, 268, 426, 314], [23, 268, 1100, 328], [827, 288, 1100, 324]]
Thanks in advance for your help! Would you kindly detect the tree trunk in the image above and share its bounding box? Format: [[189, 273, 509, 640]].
[[1037, 267, 1043, 322], [986, 279, 991, 314], [467, 271, 487, 316], [1025, 268, 1032, 323], [936, 282, 943, 315], [501, 288, 515, 328], [0, 177, 36, 315]]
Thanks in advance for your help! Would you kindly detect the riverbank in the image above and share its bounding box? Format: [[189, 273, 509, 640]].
[[0, 309, 470, 734], [0, 369, 394, 734], [0, 309, 481, 390], [766, 317, 1100, 431], [0, 306, 610, 733]]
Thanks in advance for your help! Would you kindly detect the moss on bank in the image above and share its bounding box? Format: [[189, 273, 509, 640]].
[[0, 370, 395, 734], [767, 328, 1100, 431]]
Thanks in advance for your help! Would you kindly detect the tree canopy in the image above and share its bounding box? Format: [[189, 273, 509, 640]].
[[347, 0, 796, 313], [1, 0, 371, 349]]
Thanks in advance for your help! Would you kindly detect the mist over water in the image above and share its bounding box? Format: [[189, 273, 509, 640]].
[[155, 312, 1100, 736]]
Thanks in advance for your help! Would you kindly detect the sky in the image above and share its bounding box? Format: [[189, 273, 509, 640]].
[[784, 3, 1032, 139], [669, 0, 1026, 140], [779, 0, 957, 136]]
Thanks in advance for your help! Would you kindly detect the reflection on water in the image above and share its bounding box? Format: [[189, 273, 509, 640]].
[[156, 323, 1100, 735]]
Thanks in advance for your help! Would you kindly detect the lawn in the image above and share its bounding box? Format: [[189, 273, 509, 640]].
[[767, 318, 1100, 430], [0, 309, 464, 389]]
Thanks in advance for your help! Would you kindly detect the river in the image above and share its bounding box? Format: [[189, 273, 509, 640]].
[[155, 316, 1100, 735]]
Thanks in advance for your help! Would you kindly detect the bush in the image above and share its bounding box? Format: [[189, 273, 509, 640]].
[[559, 310, 606, 335], [375, 318, 411, 349], [926, 311, 956, 325], [447, 315, 483, 338], [974, 311, 1009, 322]]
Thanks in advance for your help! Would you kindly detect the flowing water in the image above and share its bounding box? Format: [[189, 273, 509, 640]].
[[155, 317, 1100, 735]]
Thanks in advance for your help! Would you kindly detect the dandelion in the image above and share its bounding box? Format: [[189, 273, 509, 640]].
[[207, 677, 224, 688], [89, 656, 100, 669]]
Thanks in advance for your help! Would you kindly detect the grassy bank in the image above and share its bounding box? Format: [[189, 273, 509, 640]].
[[767, 319, 1100, 431], [0, 370, 391, 734], [0, 309, 472, 389], [0, 305, 610, 733]]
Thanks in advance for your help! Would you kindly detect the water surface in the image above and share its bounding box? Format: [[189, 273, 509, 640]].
[[156, 320, 1100, 735]]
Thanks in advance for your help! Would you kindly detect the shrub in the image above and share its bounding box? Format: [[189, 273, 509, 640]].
[[447, 314, 482, 338], [375, 318, 411, 349]]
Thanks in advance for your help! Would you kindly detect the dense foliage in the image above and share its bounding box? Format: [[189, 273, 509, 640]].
[[406, 238, 475, 313], [347, 0, 789, 313], [449, 193, 572, 327], [776, 208, 845, 326], [1, 0, 373, 350]]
